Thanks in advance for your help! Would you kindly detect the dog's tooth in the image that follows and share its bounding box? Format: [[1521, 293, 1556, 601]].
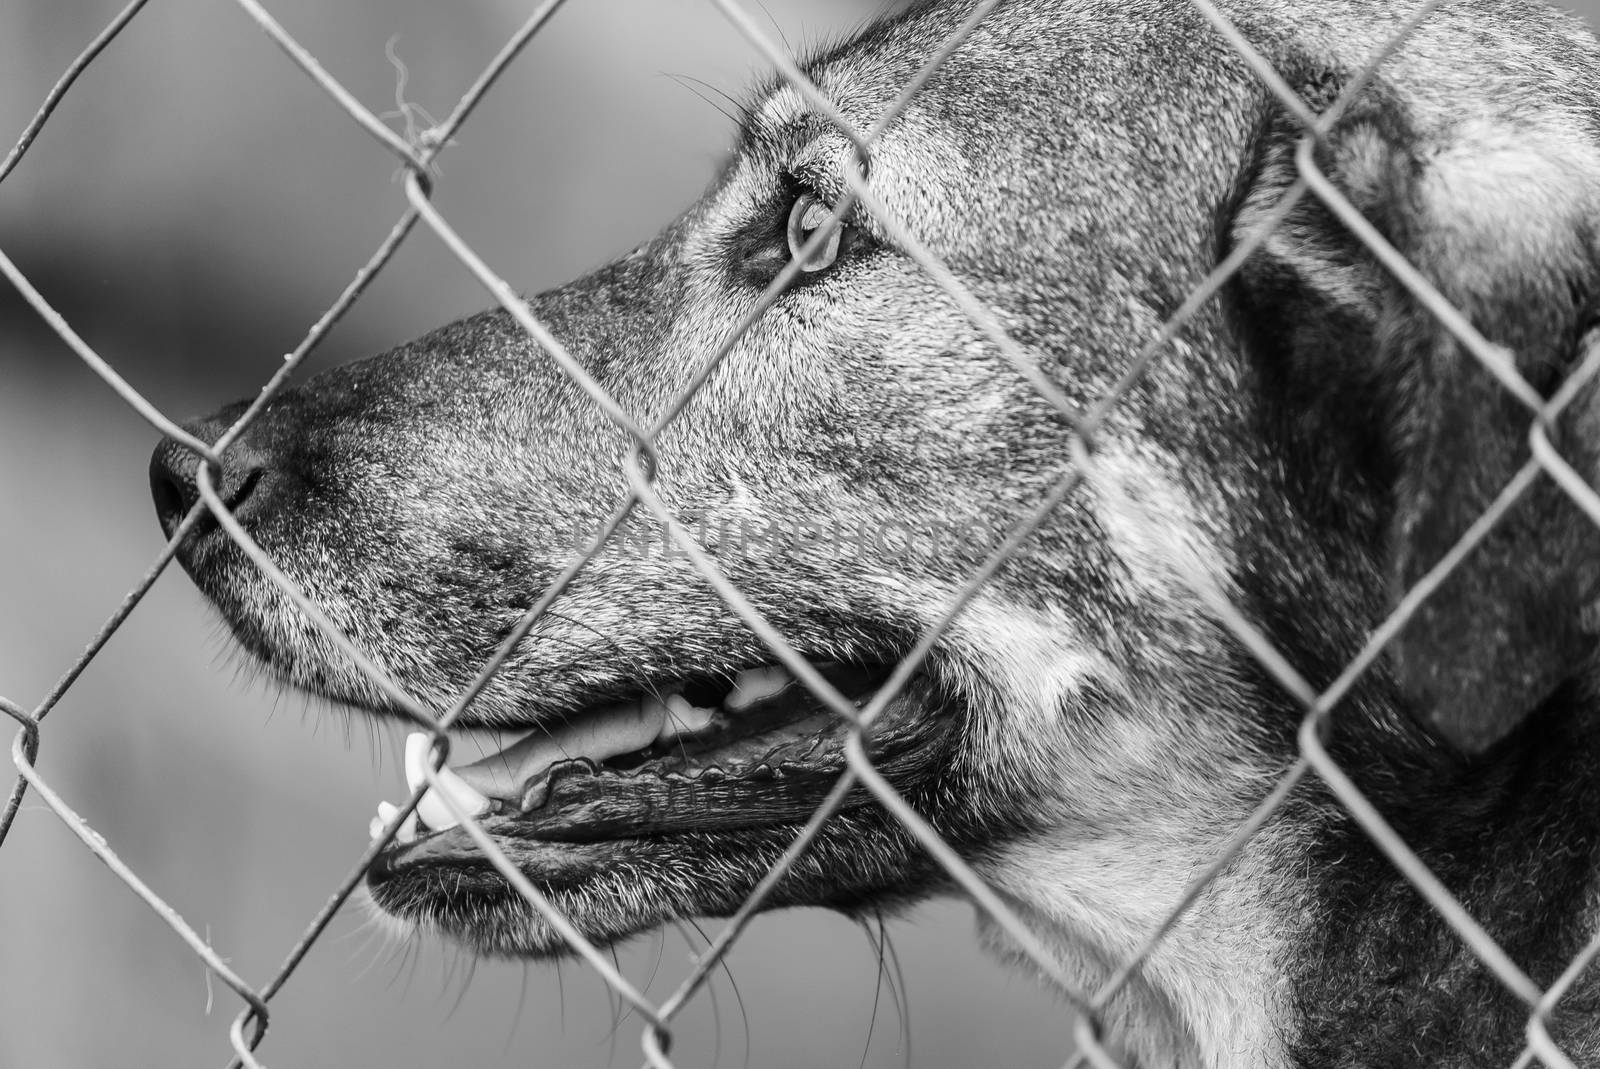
[[590, 697, 667, 759], [370, 800, 419, 844], [656, 694, 717, 742], [414, 789, 452, 832], [404, 732, 489, 832], [725, 666, 792, 711], [414, 790, 453, 832], [454, 698, 669, 799], [417, 766, 491, 832], [640, 694, 671, 725]]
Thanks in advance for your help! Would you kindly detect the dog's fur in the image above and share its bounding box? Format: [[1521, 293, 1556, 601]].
[[149, 0, 1600, 1064]]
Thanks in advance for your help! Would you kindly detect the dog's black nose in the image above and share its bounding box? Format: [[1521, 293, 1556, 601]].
[[149, 415, 266, 539]]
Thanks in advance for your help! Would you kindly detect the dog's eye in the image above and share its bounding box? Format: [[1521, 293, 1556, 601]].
[[786, 192, 844, 273]]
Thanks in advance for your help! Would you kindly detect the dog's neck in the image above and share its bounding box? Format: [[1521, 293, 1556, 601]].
[[980, 823, 1308, 1069], [976, 681, 1600, 1069], [1286, 683, 1600, 1067]]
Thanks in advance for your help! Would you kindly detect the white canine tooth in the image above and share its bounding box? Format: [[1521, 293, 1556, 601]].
[[371, 801, 400, 841], [370, 800, 418, 845], [404, 732, 490, 832], [657, 694, 717, 742], [415, 790, 457, 833], [420, 768, 490, 832], [370, 800, 400, 841], [725, 666, 792, 711]]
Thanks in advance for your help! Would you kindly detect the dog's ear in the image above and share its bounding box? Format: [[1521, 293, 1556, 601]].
[[1232, 96, 1600, 752]]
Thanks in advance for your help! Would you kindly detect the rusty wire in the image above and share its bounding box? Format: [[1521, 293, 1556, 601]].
[[5, 0, 1600, 1066]]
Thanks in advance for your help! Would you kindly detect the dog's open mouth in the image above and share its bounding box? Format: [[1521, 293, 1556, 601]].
[[368, 661, 949, 871]]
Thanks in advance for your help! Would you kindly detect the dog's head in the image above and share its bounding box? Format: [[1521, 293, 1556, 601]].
[[150, 0, 1600, 996]]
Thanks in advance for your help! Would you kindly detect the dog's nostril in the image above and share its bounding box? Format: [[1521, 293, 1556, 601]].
[[150, 469, 190, 534], [226, 468, 263, 512], [149, 441, 208, 536], [148, 426, 270, 540]]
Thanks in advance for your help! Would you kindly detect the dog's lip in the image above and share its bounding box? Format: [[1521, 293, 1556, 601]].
[[368, 662, 917, 852], [468, 663, 875, 804], [367, 664, 952, 872]]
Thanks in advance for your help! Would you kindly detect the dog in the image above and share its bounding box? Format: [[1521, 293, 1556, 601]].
[[147, 0, 1600, 1064]]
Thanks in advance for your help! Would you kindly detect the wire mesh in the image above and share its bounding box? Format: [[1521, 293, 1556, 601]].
[[3, 0, 1599, 1066]]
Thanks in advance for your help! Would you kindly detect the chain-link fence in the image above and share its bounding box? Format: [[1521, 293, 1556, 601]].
[[6, 0, 1600, 1065]]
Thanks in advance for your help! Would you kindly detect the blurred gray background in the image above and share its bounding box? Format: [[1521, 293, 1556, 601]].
[[4, 2, 1598, 1067]]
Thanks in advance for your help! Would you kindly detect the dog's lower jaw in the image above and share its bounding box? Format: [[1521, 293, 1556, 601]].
[[978, 826, 1305, 1069], [363, 807, 957, 959]]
